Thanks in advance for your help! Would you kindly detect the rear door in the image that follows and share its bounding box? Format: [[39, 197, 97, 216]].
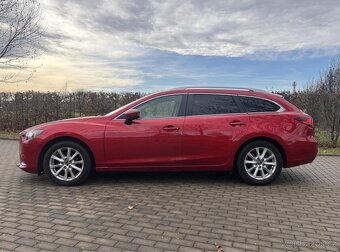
[[181, 93, 249, 167]]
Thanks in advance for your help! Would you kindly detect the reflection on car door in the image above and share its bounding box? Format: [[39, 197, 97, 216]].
[[181, 94, 249, 167]]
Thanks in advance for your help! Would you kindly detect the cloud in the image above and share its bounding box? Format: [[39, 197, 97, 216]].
[[4, 0, 340, 91], [43, 0, 340, 58]]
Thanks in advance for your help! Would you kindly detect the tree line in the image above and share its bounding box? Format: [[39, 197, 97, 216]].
[[0, 81, 339, 147], [0, 91, 143, 131]]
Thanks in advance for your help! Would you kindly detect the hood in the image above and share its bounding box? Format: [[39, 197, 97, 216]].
[[20, 116, 106, 135]]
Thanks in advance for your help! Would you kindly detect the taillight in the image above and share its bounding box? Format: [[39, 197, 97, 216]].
[[295, 115, 313, 128]]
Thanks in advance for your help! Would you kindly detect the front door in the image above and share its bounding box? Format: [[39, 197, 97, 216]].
[[104, 94, 187, 168]]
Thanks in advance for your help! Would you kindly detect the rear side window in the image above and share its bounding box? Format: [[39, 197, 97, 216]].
[[190, 94, 240, 115], [239, 96, 281, 112]]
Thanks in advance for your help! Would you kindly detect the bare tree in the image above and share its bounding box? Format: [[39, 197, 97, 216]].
[[317, 60, 340, 147], [0, 0, 41, 83]]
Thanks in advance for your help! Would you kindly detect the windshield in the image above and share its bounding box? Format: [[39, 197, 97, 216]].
[[104, 95, 148, 116]]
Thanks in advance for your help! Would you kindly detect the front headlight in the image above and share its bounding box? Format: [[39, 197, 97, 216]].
[[25, 129, 43, 140]]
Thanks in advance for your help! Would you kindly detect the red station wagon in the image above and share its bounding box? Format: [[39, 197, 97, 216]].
[[18, 87, 318, 186]]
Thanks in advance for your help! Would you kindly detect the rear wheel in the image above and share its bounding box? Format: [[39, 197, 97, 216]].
[[43, 141, 92, 186], [236, 141, 282, 185]]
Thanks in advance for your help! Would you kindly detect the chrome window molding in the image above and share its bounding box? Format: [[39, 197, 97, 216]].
[[113, 92, 285, 120]]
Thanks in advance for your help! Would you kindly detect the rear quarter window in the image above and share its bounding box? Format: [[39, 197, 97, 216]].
[[239, 96, 281, 112]]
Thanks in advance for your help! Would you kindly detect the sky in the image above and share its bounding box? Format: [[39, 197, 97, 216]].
[[2, 0, 340, 93]]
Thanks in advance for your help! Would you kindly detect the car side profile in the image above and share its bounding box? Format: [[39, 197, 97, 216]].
[[18, 87, 318, 186]]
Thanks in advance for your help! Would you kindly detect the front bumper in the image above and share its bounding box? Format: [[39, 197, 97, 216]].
[[18, 134, 41, 174], [17, 162, 27, 169]]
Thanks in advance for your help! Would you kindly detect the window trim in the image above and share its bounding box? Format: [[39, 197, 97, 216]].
[[187, 93, 242, 117], [237, 95, 285, 113], [113, 92, 285, 120]]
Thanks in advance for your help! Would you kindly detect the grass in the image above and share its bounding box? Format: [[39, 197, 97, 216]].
[[318, 147, 340, 155], [1, 128, 339, 155], [0, 131, 19, 140], [314, 129, 340, 154], [314, 128, 340, 147]]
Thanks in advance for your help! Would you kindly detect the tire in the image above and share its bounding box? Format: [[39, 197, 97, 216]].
[[43, 141, 92, 186], [236, 141, 283, 185]]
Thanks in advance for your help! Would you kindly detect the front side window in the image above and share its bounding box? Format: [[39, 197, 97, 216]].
[[134, 95, 183, 119], [190, 94, 240, 115], [239, 96, 281, 112]]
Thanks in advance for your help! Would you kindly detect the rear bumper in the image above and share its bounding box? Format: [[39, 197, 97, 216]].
[[285, 136, 318, 167]]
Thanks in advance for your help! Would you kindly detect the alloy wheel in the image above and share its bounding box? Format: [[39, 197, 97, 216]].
[[244, 147, 277, 180], [49, 147, 84, 181]]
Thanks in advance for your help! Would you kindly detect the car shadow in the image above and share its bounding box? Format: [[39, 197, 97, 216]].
[[87, 169, 313, 187], [88, 170, 242, 186]]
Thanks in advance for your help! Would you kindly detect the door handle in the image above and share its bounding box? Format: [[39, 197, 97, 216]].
[[163, 125, 180, 131], [229, 120, 246, 126]]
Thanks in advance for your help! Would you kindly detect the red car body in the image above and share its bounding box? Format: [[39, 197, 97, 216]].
[[18, 87, 317, 179]]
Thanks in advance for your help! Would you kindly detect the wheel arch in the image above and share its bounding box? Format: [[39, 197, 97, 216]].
[[38, 136, 96, 175], [233, 136, 287, 170]]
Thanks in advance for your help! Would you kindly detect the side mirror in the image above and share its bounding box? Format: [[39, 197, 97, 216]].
[[124, 109, 140, 125]]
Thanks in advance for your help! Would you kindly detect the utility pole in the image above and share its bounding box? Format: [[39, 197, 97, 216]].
[[292, 81, 297, 94], [64, 81, 68, 93]]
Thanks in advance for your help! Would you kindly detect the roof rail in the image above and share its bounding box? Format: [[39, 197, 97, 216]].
[[170, 86, 254, 91], [174, 86, 279, 92], [169, 86, 279, 95]]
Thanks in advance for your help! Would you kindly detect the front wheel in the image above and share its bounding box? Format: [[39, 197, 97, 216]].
[[43, 141, 92, 186], [236, 141, 283, 185]]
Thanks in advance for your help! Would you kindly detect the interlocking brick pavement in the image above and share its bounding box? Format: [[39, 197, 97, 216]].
[[0, 139, 340, 251]]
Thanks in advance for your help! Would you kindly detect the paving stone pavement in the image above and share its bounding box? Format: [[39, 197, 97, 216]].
[[0, 139, 340, 252]]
